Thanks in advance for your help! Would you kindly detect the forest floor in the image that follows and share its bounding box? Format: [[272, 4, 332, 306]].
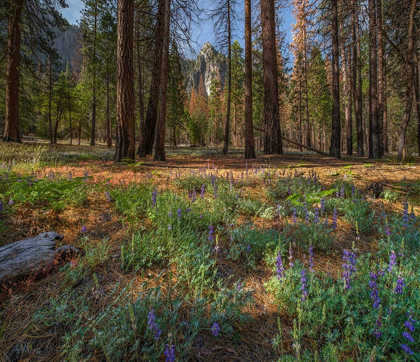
[[0, 142, 419, 362]]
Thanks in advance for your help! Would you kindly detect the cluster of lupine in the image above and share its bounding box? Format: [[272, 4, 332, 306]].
[[384, 218, 391, 236], [369, 272, 381, 309], [81, 225, 87, 233], [147, 309, 162, 341], [303, 197, 309, 223], [332, 208, 338, 229], [208, 224, 214, 242], [308, 245, 314, 272], [152, 189, 158, 206], [401, 313, 416, 355], [288, 244, 294, 268], [105, 191, 111, 202], [200, 184, 205, 199], [300, 269, 308, 301], [373, 315, 382, 339], [211, 322, 220, 336], [292, 208, 297, 224], [342, 250, 357, 289], [402, 201, 409, 227], [164, 344, 175, 362], [276, 251, 285, 279], [0, 201, 3, 212], [177, 208, 181, 219], [314, 206, 319, 224], [188, 189, 196, 203], [395, 275, 405, 295], [388, 251, 397, 272]]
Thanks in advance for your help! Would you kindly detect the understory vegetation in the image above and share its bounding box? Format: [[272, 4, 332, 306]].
[[0, 146, 419, 361]]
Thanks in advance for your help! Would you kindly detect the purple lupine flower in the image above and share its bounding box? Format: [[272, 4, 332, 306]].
[[246, 244, 251, 252], [401, 344, 413, 355], [164, 344, 175, 362], [147, 309, 162, 341], [342, 250, 357, 290], [309, 245, 314, 272], [324, 217, 329, 227], [303, 197, 309, 223], [388, 251, 397, 273], [152, 189, 157, 206], [332, 208, 338, 229], [192, 189, 196, 202], [288, 244, 294, 268], [320, 197, 325, 214], [276, 251, 285, 279], [300, 269, 308, 301], [384, 219, 391, 236], [395, 275, 405, 295], [208, 224, 214, 242], [177, 208, 182, 219], [211, 322, 220, 337], [340, 186, 345, 198], [410, 207, 416, 220], [403, 332, 414, 342], [404, 320, 415, 333], [8, 198, 13, 206], [314, 207, 319, 224], [81, 225, 87, 233], [168, 211, 173, 218], [373, 315, 382, 339], [292, 208, 297, 224], [105, 191, 111, 202], [369, 272, 380, 309], [0, 201, 3, 212], [214, 184, 218, 199], [403, 200, 409, 227], [68, 171, 73, 180], [201, 184, 205, 198]]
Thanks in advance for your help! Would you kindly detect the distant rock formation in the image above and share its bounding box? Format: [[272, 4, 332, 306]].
[[54, 25, 80, 70], [186, 42, 227, 97]]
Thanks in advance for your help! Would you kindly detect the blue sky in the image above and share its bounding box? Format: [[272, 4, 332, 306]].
[[61, 0, 294, 63]]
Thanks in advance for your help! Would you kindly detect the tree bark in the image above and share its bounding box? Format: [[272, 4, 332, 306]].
[[222, 0, 232, 155], [244, 0, 255, 159], [153, 0, 171, 161], [397, 0, 416, 161], [90, 0, 98, 146], [346, 46, 353, 155], [68, 70, 73, 146], [368, 0, 381, 159], [3, 0, 22, 142], [106, 57, 112, 148], [136, 7, 145, 152], [329, 0, 341, 159], [115, 0, 136, 162], [377, 0, 385, 155], [137, 0, 166, 157], [260, 0, 283, 155], [355, 1, 364, 157], [48, 61, 53, 144]]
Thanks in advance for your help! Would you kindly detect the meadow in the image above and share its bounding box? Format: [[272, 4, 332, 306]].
[[0, 143, 419, 362]]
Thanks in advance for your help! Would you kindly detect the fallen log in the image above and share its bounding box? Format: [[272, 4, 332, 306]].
[[253, 126, 332, 158], [0, 232, 81, 284]]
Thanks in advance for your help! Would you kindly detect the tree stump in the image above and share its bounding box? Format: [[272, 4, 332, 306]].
[[0, 232, 80, 284]]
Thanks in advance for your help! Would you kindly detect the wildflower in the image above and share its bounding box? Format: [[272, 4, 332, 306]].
[[324, 217, 329, 227], [342, 250, 357, 290], [369, 272, 380, 309], [410, 207, 416, 220], [288, 244, 294, 268], [320, 198, 325, 214], [276, 251, 285, 279], [211, 322, 220, 337], [105, 191, 111, 202], [152, 189, 157, 206], [314, 207, 319, 224], [405, 320, 415, 333], [388, 250, 397, 273], [332, 208, 338, 229], [401, 344, 413, 355], [384, 219, 391, 236], [309, 245, 314, 272], [68, 171, 73, 180], [208, 224, 214, 242], [214, 184, 218, 199], [168, 225, 172, 230], [300, 269, 308, 301], [81, 225, 87, 233], [8, 198, 13, 206], [403, 200, 409, 227], [303, 197, 309, 223], [247, 244, 251, 252], [373, 315, 382, 339], [168, 211, 173, 218], [164, 344, 175, 362], [403, 332, 414, 343], [292, 208, 297, 224], [177, 208, 181, 219], [200, 184, 205, 198], [395, 275, 405, 295], [147, 309, 162, 341], [0, 201, 3, 212], [340, 186, 345, 198]]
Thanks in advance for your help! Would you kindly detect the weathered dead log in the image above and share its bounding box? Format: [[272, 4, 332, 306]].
[[0, 232, 81, 284]]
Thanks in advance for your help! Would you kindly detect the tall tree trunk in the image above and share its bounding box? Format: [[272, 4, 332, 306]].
[[68, 74, 73, 146], [346, 46, 353, 155], [222, 0, 232, 155], [377, 0, 385, 155], [397, 0, 416, 160], [91, 0, 98, 146], [115, 0, 135, 162], [368, 0, 381, 159], [416, 46, 420, 156], [136, 7, 145, 152], [48, 61, 53, 144], [106, 57, 112, 148], [330, 0, 341, 158], [354, 2, 364, 157], [3, 0, 22, 142], [137, 0, 166, 157], [260, 0, 283, 154], [304, 51, 310, 147], [154, 0, 171, 161], [244, 0, 255, 159]]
